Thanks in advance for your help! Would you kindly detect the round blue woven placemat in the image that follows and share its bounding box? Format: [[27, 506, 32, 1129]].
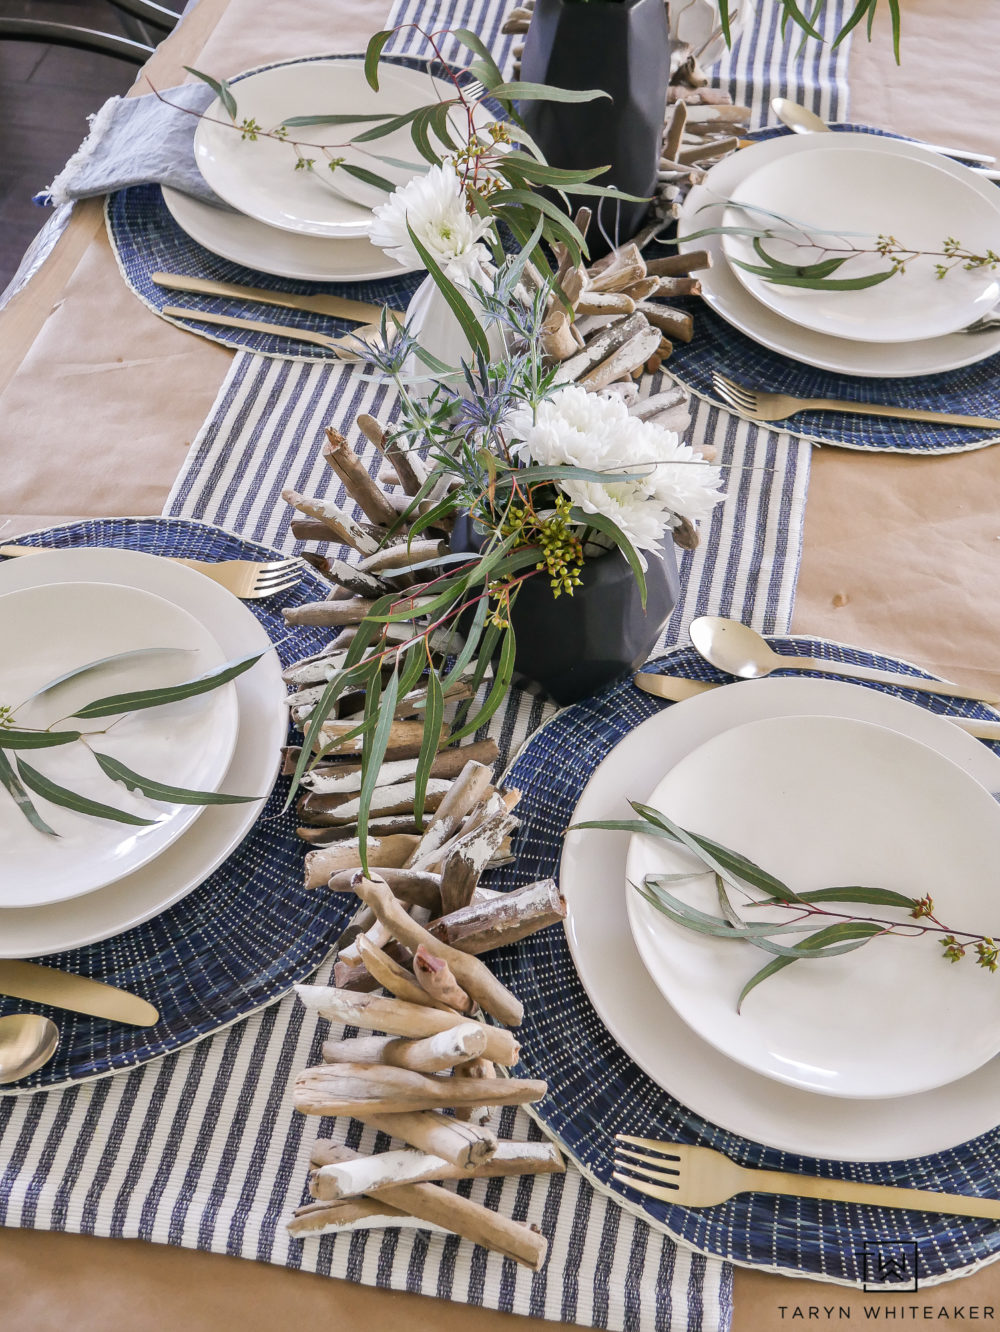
[[0, 517, 354, 1090], [105, 53, 499, 361], [663, 125, 1000, 455], [483, 641, 1000, 1286]]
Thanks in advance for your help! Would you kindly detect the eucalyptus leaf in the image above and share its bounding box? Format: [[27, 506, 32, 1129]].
[[21, 647, 193, 707], [491, 81, 609, 104], [358, 667, 399, 873], [450, 28, 505, 90], [0, 750, 57, 835], [338, 161, 396, 194], [16, 757, 157, 827], [364, 29, 394, 92], [737, 921, 885, 1011], [755, 885, 917, 910], [184, 66, 237, 119], [0, 727, 82, 749], [92, 752, 261, 806], [280, 113, 397, 128], [412, 669, 443, 827], [73, 649, 264, 720], [349, 107, 422, 143], [447, 625, 516, 743]]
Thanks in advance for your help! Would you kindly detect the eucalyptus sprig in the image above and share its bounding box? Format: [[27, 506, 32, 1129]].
[[572, 800, 1000, 1009], [1, 648, 265, 836]]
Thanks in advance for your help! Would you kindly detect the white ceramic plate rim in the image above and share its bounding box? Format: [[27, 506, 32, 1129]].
[[677, 132, 1000, 378], [624, 713, 1000, 1099], [161, 186, 417, 283], [720, 146, 1000, 342], [0, 546, 286, 957], [558, 672, 1000, 1161], [0, 580, 238, 908]]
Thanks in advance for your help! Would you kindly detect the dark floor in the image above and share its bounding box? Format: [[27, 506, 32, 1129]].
[[0, 1, 149, 288]]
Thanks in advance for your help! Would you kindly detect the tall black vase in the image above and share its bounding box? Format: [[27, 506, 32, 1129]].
[[452, 514, 680, 706], [518, 0, 670, 257]]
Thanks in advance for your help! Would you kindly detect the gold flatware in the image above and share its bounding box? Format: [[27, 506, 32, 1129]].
[[614, 1138, 1000, 1219], [151, 271, 400, 324], [632, 672, 1000, 742], [0, 547, 305, 600], [161, 305, 383, 360], [690, 615, 1000, 707], [0, 960, 158, 1027], [711, 371, 1000, 430], [0, 1014, 59, 1083], [769, 98, 996, 165]]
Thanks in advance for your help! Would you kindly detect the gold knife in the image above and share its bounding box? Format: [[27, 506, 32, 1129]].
[[633, 671, 1000, 741], [151, 271, 400, 323], [0, 961, 159, 1027]]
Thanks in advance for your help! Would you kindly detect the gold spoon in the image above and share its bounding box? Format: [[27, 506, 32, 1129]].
[[0, 1014, 59, 1084]]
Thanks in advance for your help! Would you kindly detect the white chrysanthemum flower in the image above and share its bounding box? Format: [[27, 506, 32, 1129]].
[[507, 385, 724, 558], [369, 163, 494, 283]]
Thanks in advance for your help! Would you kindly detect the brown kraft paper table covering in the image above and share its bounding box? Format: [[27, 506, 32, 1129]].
[[1, 0, 999, 1325]]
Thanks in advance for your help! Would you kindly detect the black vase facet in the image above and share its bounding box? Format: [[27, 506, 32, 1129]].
[[452, 514, 680, 706], [518, 0, 670, 256]]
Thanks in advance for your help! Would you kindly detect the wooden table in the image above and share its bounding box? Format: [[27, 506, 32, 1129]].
[[2, 0, 1000, 1325]]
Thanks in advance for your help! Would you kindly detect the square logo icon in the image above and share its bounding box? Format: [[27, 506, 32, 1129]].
[[863, 1241, 919, 1292]]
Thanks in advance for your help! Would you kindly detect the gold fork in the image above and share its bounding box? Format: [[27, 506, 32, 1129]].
[[614, 1138, 1000, 1218], [162, 306, 387, 363], [710, 371, 1000, 429], [0, 546, 305, 600]]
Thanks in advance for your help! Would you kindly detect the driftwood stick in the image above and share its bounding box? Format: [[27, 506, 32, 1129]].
[[413, 945, 475, 1015], [354, 875, 524, 1026], [303, 835, 419, 890], [439, 811, 517, 915], [654, 276, 702, 299], [404, 760, 495, 868], [451, 1055, 496, 1124], [293, 1062, 546, 1115], [636, 301, 695, 342], [327, 866, 442, 910], [317, 718, 434, 757], [554, 312, 646, 384], [283, 597, 375, 628], [630, 386, 689, 420], [287, 1197, 451, 1238], [299, 780, 452, 826], [357, 539, 446, 575], [354, 935, 453, 1011], [429, 878, 567, 955], [416, 791, 518, 874], [357, 413, 427, 496], [580, 326, 662, 391], [301, 741, 497, 796], [294, 986, 520, 1065], [321, 1024, 487, 1072], [310, 1140, 564, 1200], [663, 98, 688, 162], [334, 940, 411, 993], [588, 260, 646, 295], [282, 489, 379, 555], [646, 251, 712, 277], [354, 1111, 497, 1168], [575, 291, 635, 317], [325, 558, 390, 599], [304, 1145, 547, 1268], [322, 427, 399, 528], [290, 517, 339, 543]]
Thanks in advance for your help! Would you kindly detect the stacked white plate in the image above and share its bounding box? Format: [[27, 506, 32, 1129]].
[[560, 676, 1000, 1161], [163, 54, 475, 283], [0, 548, 286, 958], [676, 132, 1000, 377]]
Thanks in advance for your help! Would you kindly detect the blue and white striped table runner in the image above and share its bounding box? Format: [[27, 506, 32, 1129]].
[[1, 4, 853, 1327]]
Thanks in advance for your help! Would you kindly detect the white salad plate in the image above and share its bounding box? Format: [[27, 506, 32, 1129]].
[[677, 132, 1000, 377], [161, 186, 417, 283], [194, 58, 474, 237], [625, 713, 1000, 1099], [559, 675, 1000, 1160], [0, 581, 238, 908], [722, 146, 1000, 342], [0, 548, 285, 956]]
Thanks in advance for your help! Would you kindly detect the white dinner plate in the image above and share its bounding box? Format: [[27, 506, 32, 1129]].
[[0, 581, 237, 908], [677, 133, 1000, 377], [721, 147, 1000, 341], [0, 548, 286, 956], [194, 58, 474, 237], [161, 187, 419, 283], [625, 714, 1000, 1099], [559, 674, 1000, 1160]]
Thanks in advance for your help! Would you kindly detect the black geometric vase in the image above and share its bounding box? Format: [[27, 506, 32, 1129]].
[[518, 0, 671, 257], [451, 514, 680, 706]]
